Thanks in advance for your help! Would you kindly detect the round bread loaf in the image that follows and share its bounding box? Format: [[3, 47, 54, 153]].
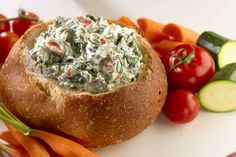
[[0, 16, 167, 147]]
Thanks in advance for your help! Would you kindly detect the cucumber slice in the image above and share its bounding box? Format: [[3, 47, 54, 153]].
[[218, 41, 236, 68], [199, 80, 236, 112]]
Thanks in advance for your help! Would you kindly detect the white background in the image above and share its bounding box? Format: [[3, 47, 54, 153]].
[[1, 0, 236, 157]]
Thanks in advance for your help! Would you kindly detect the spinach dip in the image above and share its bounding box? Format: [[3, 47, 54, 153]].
[[30, 15, 145, 93]]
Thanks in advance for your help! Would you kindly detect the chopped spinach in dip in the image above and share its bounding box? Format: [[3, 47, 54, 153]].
[[30, 15, 145, 93]]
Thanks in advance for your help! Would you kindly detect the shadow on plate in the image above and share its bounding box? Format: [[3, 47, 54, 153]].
[[155, 112, 173, 126], [73, 0, 121, 18], [154, 112, 185, 128]]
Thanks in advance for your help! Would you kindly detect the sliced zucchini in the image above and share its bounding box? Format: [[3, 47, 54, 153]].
[[199, 80, 236, 112], [197, 31, 229, 61], [197, 31, 236, 69], [218, 41, 236, 68]]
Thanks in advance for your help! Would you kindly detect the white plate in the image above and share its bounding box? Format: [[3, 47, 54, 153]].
[[1, 0, 236, 157]]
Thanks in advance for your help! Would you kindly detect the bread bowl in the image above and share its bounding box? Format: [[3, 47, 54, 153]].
[[0, 15, 167, 147]]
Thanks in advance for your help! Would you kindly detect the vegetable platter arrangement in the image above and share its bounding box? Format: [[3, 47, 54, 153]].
[[119, 16, 236, 120], [0, 8, 236, 157]]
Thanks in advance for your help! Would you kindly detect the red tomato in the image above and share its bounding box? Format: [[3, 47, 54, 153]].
[[163, 89, 200, 124], [163, 44, 215, 92], [0, 32, 19, 63], [0, 14, 10, 33], [13, 11, 39, 36]]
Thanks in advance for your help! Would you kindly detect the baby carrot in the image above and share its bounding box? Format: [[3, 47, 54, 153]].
[[152, 40, 183, 56], [0, 131, 20, 146], [0, 142, 30, 157], [1, 129, 62, 157], [163, 23, 199, 44], [137, 18, 169, 42], [31, 130, 99, 157], [7, 125, 50, 157], [118, 16, 138, 29]]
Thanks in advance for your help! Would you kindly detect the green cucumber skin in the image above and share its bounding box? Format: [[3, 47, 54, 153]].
[[197, 31, 230, 66], [199, 80, 236, 113], [211, 63, 236, 82]]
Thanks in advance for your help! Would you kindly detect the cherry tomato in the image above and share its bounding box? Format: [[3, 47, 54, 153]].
[[13, 11, 39, 36], [163, 89, 200, 124], [163, 44, 215, 92], [0, 14, 10, 33], [0, 32, 19, 63]]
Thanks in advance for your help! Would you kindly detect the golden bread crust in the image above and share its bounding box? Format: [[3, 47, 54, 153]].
[[0, 20, 167, 147]]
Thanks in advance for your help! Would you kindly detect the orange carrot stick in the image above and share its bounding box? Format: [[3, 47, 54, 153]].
[[118, 16, 137, 29], [0, 131, 60, 157], [0, 131, 20, 146], [150, 32, 172, 43], [7, 125, 50, 157], [41, 141, 63, 157], [152, 40, 183, 56], [0, 142, 30, 157], [137, 18, 169, 43], [163, 23, 199, 44], [31, 130, 99, 157]]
